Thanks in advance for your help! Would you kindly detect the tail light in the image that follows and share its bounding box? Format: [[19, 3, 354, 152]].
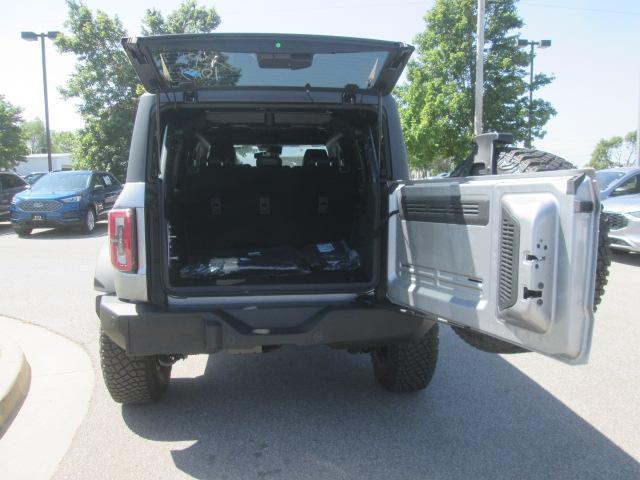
[[109, 208, 137, 272]]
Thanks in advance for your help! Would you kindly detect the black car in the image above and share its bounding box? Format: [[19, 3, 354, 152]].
[[0, 172, 28, 222]]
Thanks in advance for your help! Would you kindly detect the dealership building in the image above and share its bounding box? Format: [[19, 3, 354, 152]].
[[11, 153, 75, 176]]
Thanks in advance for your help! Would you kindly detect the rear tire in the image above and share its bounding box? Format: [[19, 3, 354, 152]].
[[14, 227, 32, 237], [371, 324, 439, 392], [451, 148, 611, 354], [100, 333, 171, 404]]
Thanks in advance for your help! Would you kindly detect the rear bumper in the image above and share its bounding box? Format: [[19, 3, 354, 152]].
[[97, 294, 434, 356]]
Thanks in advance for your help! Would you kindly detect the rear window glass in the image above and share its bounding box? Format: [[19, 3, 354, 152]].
[[153, 49, 388, 90], [235, 145, 326, 167], [180, 143, 330, 172]]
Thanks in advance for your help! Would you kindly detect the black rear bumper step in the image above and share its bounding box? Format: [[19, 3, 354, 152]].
[[97, 294, 433, 356]]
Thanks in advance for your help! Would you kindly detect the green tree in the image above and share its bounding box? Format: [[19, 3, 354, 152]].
[[141, 0, 221, 36], [589, 131, 637, 169], [22, 118, 46, 154], [51, 130, 79, 153], [0, 95, 29, 170], [56, 0, 222, 179], [21, 116, 80, 155], [398, 0, 556, 169]]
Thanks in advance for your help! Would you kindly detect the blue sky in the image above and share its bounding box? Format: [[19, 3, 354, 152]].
[[1, 0, 638, 166]]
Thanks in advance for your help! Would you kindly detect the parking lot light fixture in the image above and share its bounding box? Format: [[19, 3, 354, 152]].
[[21, 31, 39, 41]]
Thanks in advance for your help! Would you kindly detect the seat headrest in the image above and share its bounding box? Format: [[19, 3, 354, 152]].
[[256, 154, 282, 167], [303, 149, 330, 167], [211, 141, 237, 166]]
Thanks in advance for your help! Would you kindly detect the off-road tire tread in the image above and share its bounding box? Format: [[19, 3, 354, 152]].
[[594, 214, 611, 311], [496, 148, 575, 174], [100, 333, 170, 404], [371, 324, 439, 392], [451, 147, 611, 353]]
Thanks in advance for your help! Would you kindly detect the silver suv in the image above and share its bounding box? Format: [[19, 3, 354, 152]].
[[94, 33, 609, 404]]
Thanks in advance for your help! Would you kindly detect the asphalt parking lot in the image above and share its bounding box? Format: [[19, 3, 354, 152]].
[[0, 221, 639, 480]]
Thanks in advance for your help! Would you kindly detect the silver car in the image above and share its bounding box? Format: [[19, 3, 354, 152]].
[[596, 168, 640, 252], [596, 167, 640, 200], [602, 193, 640, 253]]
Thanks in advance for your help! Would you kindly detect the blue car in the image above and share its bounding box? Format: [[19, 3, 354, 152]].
[[10, 170, 122, 236]]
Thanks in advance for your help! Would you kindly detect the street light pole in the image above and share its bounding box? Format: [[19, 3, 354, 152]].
[[21, 31, 60, 172], [474, 0, 485, 136], [518, 38, 551, 148], [40, 35, 53, 172], [527, 42, 535, 148], [637, 73, 640, 166]]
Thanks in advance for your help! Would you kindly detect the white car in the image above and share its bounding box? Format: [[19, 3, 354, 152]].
[[603, 193, 640, 253]]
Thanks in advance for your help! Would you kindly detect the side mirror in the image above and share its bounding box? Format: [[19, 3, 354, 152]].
[[612, 186, 630, 197], [93, 184, 105, 193]]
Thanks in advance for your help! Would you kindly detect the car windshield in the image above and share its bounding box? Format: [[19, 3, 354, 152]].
[[30, 173, 90, 192], [595, 171, 625, 191]]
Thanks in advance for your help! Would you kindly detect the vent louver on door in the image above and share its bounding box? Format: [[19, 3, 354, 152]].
[[498, 207, 520, 310], [404, 201, 481, 215], [401, 195, 489, 225]]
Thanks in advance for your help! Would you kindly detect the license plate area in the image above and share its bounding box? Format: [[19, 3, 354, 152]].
[[32, 214, 45, 221]]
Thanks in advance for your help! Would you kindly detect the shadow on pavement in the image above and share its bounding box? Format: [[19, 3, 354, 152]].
[[21, 223, 107, 240], [122, 328, 640, 480], [0, 223, 15, 237], [612, 251, 640, 267], [0, 221, 107, 239]]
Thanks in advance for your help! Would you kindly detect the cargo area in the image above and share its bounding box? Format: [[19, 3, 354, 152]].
[[161, 107, 380, 291]]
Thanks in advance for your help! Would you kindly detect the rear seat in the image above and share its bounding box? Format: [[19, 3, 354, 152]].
[[293, 149, 343, 241], [299, 149, 337, 213], [175, 141, 236, 203], [254, 153, 288, 217], [175, 144, 357, 249], [194, 150, 292, 247]]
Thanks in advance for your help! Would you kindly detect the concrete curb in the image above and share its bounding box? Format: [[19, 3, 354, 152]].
[[0, 334, 31, 437], [0, 316, 94, 480]]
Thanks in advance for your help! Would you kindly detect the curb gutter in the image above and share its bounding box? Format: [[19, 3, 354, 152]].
[[0, 335, 31, 437]]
